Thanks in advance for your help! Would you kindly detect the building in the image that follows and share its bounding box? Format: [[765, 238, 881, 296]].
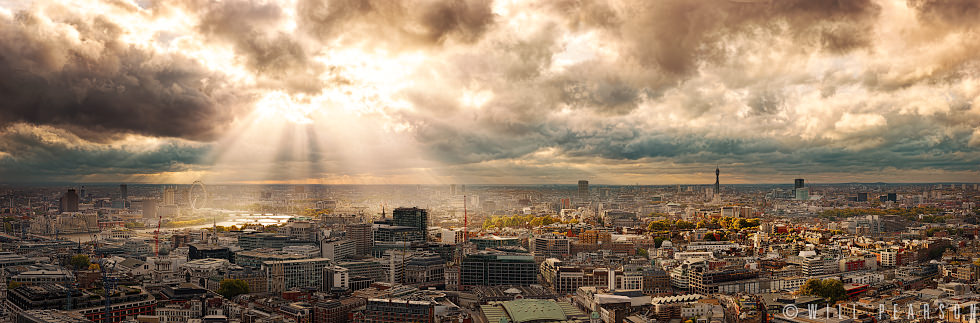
[[404, 252, 445, 289], [355, 298, 435, 323], [314, 298, 364, 323], [188, 244, 232, 261], [539, 259, 623, 295], [7, 284, 156, 323], [234, 249, 308, 270], [391, 207, 428, 242], [59, 189, 79, 213], [461, 252, 537, 288], [530, 234, 571, 259], [688, 268, 760, 295], [714, 167, 720, 194], [238, 233, 306, 250], [322, 265, 350, 292], [10, 269, 75, 286], [262, 257, 332, 293], [480, 299, 589, 323], [16, 310, 89, 323], [337, 260, 386, 283], [320, 239, 355, 260], [346, 223, 374, 256], [578, 180, 589, 201], [179, 258, 233, 287], [470, 236, 521, 250]]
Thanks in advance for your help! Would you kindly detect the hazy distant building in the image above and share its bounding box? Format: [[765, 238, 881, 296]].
[[163, 186, 177, 205], [578, 180, 589, 201], [856, 193, 868, 202], [120, 184, 128, 201], [392, 207, 428, 242], [795, 188, 809, 201], [714, 167, 720, 193], [59, 189, 79, 213]]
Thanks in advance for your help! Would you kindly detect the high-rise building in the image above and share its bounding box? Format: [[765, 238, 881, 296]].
[[163, 186, 176, 205], [120, 184, 128, 201], [794, 179, 804, 189], [714, 167, 720, 194], [392, 207, 428, 241], [347, 223, 373, 256], [450, 184, 457, 196], [578, 180, 589, 201], [795, 188, 809, 201], [59, 189, 79, 213]]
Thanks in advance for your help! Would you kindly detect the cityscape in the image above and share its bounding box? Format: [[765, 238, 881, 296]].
[[2, 0, 980, 323]]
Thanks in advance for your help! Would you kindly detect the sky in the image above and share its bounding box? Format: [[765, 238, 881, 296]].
[[0, 0, 979, 185]]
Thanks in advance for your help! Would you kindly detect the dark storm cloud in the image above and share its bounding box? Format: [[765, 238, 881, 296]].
[[0, 7, 244, 142], [908, 0, 980, 28], [297, 0, 495, 47], [0, 125, 210, 182], [191, 0, 327, 93], [547, 0, 880, 76]]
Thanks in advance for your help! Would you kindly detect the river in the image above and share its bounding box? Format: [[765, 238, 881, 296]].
[[57, 213, 298, 243]]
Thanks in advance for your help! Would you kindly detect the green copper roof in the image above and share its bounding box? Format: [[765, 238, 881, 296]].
[[500, 299, 568, 323]]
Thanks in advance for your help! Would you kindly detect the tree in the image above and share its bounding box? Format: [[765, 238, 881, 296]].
[[217, 279, 250, 299], [675, 220, 695, 230], [636, 248, 649, 258], [88, 263, 101, 271], [70, 255, 90, 270], [799, 279, 847, 302]]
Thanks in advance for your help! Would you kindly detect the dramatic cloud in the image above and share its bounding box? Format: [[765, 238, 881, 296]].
[[0, 0, 977, 184], [0, 3, 246, 142], [297, 0, 495, 47]]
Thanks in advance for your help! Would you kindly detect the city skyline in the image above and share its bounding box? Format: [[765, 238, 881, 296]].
[[2, 0, 980, 185]]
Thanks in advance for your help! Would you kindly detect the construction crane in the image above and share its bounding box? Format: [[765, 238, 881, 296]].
[[99, 258, 116, 323], [93, 233, 116, 323]]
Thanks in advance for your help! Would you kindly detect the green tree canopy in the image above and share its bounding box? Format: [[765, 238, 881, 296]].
[[799, 279, 847, 302], [69, 255, 90, 270], [217, 279, 250, 299]]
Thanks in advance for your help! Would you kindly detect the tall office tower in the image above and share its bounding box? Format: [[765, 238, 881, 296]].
[[163, 186, 176, 205], [59, 189, 80, 213], [794, 179, 804, 189], [120, 184, 128, 201], [393, 207, 428, 242], [450, 184, 457, 196], [714, 167, 720, 193], [347, 223, 374, 256], [80, 186, 86, 199], [578, 180, 589, 201]]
